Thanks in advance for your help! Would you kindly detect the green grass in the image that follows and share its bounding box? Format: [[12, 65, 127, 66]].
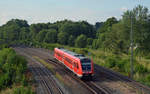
[[33, 56, 55, 74], [33, 56, 63, 81]]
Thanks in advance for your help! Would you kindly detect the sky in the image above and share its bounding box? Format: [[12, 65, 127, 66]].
[[0, 0, 150, 25]]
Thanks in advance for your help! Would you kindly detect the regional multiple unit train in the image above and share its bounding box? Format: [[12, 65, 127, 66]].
[[54, 48, 94, 78]]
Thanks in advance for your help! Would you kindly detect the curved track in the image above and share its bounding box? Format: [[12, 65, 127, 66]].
[[95, 65, 150, 94], [48, 59, 112, 94], [15, 47, 64, 94]]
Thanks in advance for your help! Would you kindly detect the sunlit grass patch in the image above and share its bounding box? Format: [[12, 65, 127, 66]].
[[32, 56, 54, 74], [32, 56, 66, 86], [0, 85, 35, 94]]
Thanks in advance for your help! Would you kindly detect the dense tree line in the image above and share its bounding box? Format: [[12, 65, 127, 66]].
[[0, 5, 150, 54], [0, 19, 96, 48]]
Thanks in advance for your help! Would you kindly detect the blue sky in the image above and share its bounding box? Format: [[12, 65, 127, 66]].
[[0, 0, 150, 25]]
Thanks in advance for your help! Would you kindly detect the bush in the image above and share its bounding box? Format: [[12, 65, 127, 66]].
[[0, 48, 28, 89], [117, 59, 127, 72], [75, 34, 87, 48], [145, 54, 150, 59], [137, 75, 150, 87], [105, 57, 117, 68], [146, 75, 150, 82], [76, 49, 88, 55], [134, 64, 148, 74], [0, 44, 9, 49], [13, 86, 35, 94], [42, 43, 62, 50]]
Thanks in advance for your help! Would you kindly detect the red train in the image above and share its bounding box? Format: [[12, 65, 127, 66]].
[[54, 48, 94, 78]]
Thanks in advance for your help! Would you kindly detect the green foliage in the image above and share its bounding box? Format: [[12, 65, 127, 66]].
[[75, 34, 87, 48], [57, 32, 69, 45], [93, 5, 150, 55], [41, 43, 62, 50], [145, 54, 150, 59], [74, 48, 88, 55], [105, 56, 117, 68], [102, 54, 149, 78], [30, 23, 48, 41], [0, 48, 27, 90], [0, 44, 9, 50], [96, 17, 118, 35], [121, 5, 150, 53], [136, 75, 150, 87], [44, 29, 57, 43], [13, 86, 35, 94], [0, 19, 29, 43], [134, 64, 148, 73], [19, 27, 30, 40], [68, 35, 75, 46], [59, 20, 96, 38], [87, 38, 93, 46], [36, 29, 48, 42]]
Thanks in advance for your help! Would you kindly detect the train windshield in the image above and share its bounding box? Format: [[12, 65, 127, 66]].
[[81, 59, 91, 71]]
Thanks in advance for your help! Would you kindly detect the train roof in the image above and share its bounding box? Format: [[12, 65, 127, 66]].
[[57, 48, 89, 60]]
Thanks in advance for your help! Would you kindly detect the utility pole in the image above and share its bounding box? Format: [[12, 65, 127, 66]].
[[130, 15, 134, 79]]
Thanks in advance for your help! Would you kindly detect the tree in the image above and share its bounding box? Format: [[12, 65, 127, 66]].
[[122, 5, 150, 52], [97, 17, 118, 34], [57, 32, 69, 45], [58, 20, 96, 38], [44, 29, 57, 43], [3, 24, 20, 41], [6, 19, 29, 28], [0, 19, 29, 43], [36, 30, 48, 42], [19, 27, 30, 40], [30, 23, 48, 40], [95, 22, 103, 31], [87, 38, 93, 45], [68, 35, 75, 46], [75, 34, 87, 48]]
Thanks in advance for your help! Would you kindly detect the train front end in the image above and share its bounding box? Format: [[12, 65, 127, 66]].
[[80, 58, 94, 78]]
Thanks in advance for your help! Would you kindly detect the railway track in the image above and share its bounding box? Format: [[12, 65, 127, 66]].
[[48, 59, 111, 94], [15, 48, 64, 94], [96, 66, 150, 94], [30, 65, 53, 94]]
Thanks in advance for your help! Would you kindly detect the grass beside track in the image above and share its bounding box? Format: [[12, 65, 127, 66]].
[[33, 56, 55, 73], [32, 56, 64, 83], [0, 85, 35, 94]]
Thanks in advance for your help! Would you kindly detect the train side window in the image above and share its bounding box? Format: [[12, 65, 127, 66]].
[[73, 62, 78, 69], [76, 63, 79, 69], [65, 57, 72, 64]]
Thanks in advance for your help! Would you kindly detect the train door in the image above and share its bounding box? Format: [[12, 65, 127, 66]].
[[70, 60, 73, 69], [73, 61, 78, 73]]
